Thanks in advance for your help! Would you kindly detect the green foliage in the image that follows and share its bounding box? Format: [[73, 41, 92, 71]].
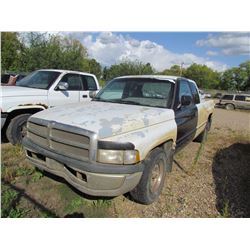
[[1, 187, 28, 218], [31, 170, 44, 182], [17, 32, 88, 72], [92, 199, 112, 208], [8, 207, 29, 218], [103, 60, 154, 80], [161, 64, 186, 76], [64, 197, 85, 214], [220, 61, 250, 91], [82, 58, 102, 79], [184, 63, 220, 89], [16, 166, 35, 177], [1, 32, 22, 72]]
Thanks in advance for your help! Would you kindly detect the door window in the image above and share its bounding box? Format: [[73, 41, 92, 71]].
[[60, 74, 82, 90]]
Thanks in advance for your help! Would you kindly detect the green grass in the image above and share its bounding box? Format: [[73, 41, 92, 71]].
[[64, 197, 86, 214], [1, 186, 28, 218], [31, 170, 44, 182]]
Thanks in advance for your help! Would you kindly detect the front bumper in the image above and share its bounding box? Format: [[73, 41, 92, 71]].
[[23, 137, 144, 197]]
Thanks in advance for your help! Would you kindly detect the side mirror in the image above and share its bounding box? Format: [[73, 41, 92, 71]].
[[181, 95, 192, 106], [57, 82, 69, 90], [89, 91, 97, 99]]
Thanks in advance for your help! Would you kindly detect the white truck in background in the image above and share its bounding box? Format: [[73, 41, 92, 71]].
[[1, 69, 100, 144]]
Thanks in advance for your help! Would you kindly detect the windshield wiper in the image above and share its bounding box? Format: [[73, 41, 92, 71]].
[[92, 98, 120, 103], [116, 100, 141, 105]]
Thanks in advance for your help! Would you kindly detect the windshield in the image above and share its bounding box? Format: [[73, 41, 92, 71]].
[[94, 78, 174, 108], [16, 70, 61, 89]]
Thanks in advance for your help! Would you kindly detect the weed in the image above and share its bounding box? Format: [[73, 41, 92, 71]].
[[40, 210, 57, 218], [1, 188, 18, 207], [31, 170, 44, 182], [2, 166, 17, 182], [16, 166, 35, 177], [64, 197, 85, 214], [1, 187, 19, 217], [92, 199, 112, 208], [8, 208, 29, 218], [221, 200, 230, 218]]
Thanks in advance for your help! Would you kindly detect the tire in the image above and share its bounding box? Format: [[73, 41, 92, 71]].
[[194, 117, 212, 143], [6, 113, 31, 145], [130, 147, 168, 205], [225, 103, 235, 110]]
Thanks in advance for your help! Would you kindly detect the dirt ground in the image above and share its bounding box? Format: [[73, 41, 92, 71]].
[[1, 108, 250, 218]]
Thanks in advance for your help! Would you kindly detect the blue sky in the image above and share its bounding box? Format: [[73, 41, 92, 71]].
[[65, 32, 250, 72]]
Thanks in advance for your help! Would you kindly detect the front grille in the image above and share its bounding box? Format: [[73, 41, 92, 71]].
[[27, 119, 91, 161]]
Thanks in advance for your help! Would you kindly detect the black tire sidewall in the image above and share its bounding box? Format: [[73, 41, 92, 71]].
[[6, 113, 31, 145]]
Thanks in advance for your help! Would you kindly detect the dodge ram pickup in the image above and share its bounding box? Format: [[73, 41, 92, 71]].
[[1, 69, 99, 144], [23, 75, 214, 204]]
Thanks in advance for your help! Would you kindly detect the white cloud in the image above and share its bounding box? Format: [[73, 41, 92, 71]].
[[196, 32, 250, 56], [206, 50, 218, 56], [65, 32, 228, 72]]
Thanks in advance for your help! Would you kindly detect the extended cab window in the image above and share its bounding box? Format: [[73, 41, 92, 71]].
[[222, 95, 234, 100], [179, 80, 193, 105], [81, 75, 97, 90], [60, 74, 82, 91], [189, 82, 200, 104], [235, 95, 246, 101]]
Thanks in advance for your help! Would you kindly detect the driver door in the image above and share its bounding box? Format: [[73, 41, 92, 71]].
[[48, 73, 81, 107]]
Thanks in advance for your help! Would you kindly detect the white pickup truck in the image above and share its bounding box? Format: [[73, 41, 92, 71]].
[[1, 69, 100, 144], [23, 75, 214, 204]]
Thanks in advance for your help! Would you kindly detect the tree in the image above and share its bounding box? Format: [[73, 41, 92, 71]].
[[184, 63, 220, 89], [1, 32, 22, 72], [2, 32, 89, 73], [103, 60, 154, 80], [161, 64, 186, 76], [220, 61, 250, 91], [82, 58, 102, 79]]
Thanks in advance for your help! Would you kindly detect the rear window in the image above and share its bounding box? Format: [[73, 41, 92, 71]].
[[235, 95, 246, 101], [222, 95, 234, 100]]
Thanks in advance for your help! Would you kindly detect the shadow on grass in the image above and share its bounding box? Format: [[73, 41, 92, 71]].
[[212, 143, 250, 217], [2, 180, 58, 218]]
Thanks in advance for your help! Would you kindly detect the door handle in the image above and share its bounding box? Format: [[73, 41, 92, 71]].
[[82, 95, 88, 98]]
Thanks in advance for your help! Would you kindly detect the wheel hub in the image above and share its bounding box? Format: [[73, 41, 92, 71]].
[[150, 160, 164, 193]]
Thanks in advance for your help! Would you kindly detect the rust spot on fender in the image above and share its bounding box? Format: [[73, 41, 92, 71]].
[[18, 103, 48, 109]]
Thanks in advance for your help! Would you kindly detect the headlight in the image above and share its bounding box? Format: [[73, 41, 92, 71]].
[[97, 149, 140, 165]]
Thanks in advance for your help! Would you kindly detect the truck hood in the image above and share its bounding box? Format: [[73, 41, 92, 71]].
[[32, 101, 175, 139], [0, 86, 48, 97]]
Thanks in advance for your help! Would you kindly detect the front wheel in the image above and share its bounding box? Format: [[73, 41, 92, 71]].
[[129, 147, 167, 205], [6, 113, 31, 145]]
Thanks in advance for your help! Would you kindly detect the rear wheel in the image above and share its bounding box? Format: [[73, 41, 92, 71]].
[[225, 103, 235, 110], [130, 147, 168, 205], [6, 113, 31, 145]]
